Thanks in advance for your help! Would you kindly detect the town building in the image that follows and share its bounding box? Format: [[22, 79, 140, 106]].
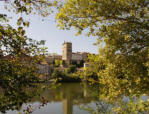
[[62, 42, 89, 65], [45, 53, 62, 63], [44, 41, 90, 65], [62, 42, 72, 64]]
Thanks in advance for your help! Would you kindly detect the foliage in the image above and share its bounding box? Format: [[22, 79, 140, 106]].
[[0, 1, 59, 113], [54, 59, 63, 67], [52, 67, 81, 82], [56, 0, 149, 112], [4, 0, 59, 16], [51, 69, 63, 79], [0, 17, 47, 86], [0, 20, 46, 113], [65, 64, 77, 74], [81, 96, 149, 114], [0, 85, 38, 113], [72, 60, 84, 67], [0, 83, 56, 113], [56, 0, 149, 93], [112, 98, 149, 114]]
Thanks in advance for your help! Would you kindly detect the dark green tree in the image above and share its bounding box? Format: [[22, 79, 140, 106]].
[[0, 0, 58, 113]]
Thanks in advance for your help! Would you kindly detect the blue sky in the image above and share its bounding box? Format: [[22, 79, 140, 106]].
[[0, 2, 98, 54]]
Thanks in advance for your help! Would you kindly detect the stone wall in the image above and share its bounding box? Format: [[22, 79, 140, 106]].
[[71, 53, 83, 61], [38, 64, 52, 75]]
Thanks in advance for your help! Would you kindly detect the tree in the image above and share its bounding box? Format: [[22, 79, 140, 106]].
[[57, 0, 149, 88], [0, 0, 60, 84], [56, 0, 149, 112], [0, 21, 44, 113], [3, 0, 58, 16], [57, 0, 148, 54], [0, 1, 60, 112]]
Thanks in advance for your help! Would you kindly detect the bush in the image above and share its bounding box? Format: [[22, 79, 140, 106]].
[[65, 65, 77, 74], [51, 69, 63, 78], [54, 60, 63, 67]]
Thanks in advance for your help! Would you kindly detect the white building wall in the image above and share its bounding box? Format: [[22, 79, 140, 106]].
[[71, 53, 83, 61]]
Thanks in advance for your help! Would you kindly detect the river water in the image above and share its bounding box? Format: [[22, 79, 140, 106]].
[[2, 82, 148, 114], [5, 83, 99, 114]]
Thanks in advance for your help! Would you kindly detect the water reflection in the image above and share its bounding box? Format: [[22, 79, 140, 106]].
[[2, 82, 148, 114], [32, 83, 98, 114], [1, 83, 99, 114]]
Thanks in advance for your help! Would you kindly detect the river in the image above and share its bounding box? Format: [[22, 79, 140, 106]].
[[1, 82, 148, 114], [4, 83, 100, 114]]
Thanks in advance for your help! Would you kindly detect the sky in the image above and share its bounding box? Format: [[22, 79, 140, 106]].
[[0, 2, 98, 55]]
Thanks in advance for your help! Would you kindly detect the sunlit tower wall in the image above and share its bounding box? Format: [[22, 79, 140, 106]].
[[62, 42, 72, 65]]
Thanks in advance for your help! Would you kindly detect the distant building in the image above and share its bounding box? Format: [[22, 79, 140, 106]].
[[48, 54, 62, 60], [72, 52, 82, 61], [62, 42, 72, 64], [62, 42, 89, 65], [44, 42, 91, 65], [45, 53, 62, 63], [84, 62, 89, 68]]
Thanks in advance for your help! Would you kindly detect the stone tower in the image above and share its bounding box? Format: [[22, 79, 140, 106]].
[[62, 42, 72, 65]]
